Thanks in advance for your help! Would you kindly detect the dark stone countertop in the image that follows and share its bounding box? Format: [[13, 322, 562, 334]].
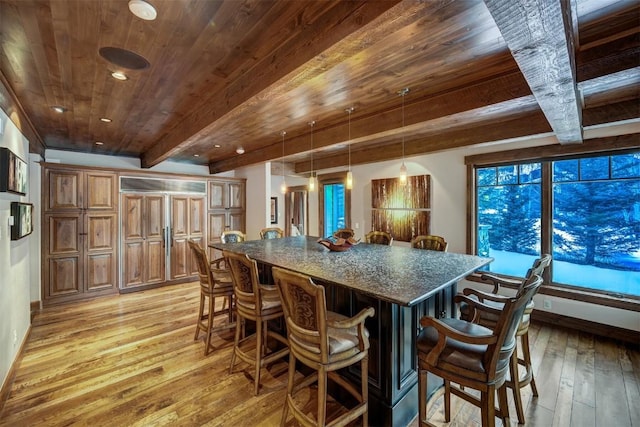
[[211, 236, 492, 307]]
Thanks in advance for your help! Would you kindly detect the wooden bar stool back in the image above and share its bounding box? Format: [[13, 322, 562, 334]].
[[220, 230, 246, 243], [364, 230, 393, 246], [459, 254, 551, 424], [223, 250, 289, 395], [411, 235, 448, 251], [272, 266, 375, 427], [418, 274, 543, 427], [260, 227, 284, 239], [188, 240, 235, 356]]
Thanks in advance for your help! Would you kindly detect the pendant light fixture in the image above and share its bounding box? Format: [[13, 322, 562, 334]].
[[308, 121, 316, 191], [280, 130, 287, 194], [345, 107, 354, 190], [398, 88, 409, 185]]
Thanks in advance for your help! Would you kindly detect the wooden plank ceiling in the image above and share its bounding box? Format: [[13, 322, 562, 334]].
[[0, 0, 638, 175]]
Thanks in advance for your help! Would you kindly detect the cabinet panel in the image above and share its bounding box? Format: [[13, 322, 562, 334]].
[[85, 172, 117, 210], [47, 169, 82, 211], [86, 214, 116, 251], [86, 253, 115, 291], [189, 197, 205, 236], [145, 196, 164, 238], [228, 182, 245, 209], [123, 241, 144, 288], [171, 238, 189, 279], [48, 257, 80, 297], [171, 196, 189, 236], [208, 181, 227, 209], [122, 195, 144, 240], [228, 212, 245, 231], [146, 240, 166, 284], [48, 215, 81, 254]]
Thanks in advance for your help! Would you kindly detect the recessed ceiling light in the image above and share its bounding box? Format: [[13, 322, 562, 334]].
[[111, 71, 128, 80], [100, 117, 112, 123], [236, 147, 245, 154], [193, 154, 200, 157], [214, 144, 221, 148], [128, 0, 157, 21], [95, 141, 104, 146], [51, 106, 66, 113]]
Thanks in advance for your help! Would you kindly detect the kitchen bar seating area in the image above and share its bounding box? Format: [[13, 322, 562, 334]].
[[1, 0, 639, 426]]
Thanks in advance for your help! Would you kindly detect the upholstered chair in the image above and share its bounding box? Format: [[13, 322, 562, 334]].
[[220, 230, 246, 243], [459, 254, 552, 423], [272, 266, 375, 427], [417, 274, 543, 427], [224, 250, 289, 395]]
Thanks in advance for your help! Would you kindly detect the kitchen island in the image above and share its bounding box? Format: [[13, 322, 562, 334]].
[[211, 236, 492, 426]]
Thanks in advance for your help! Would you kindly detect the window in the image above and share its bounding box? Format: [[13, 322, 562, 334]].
[[318, 173, 351, 238], [473, 152, 640, 299]]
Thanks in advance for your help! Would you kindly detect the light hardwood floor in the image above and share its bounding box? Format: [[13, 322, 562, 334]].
[[1, 281, 638, 426]]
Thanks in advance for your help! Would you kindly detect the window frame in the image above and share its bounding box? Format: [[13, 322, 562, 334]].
[[465, 135, 640, 312]]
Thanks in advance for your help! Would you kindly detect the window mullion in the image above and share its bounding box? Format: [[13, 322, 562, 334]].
[[541, 161, 553, 284]]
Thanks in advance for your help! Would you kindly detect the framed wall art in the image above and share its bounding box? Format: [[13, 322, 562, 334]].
[[270, 197, 278, 224], [0, 147, 28, 195], [11, 202, 34, 240]]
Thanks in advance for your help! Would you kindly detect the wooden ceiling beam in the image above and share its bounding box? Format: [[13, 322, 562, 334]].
[[296, 112, 552, 172], [483, 0, 583, 144], [208, 71, 533, 173], [140, 1, 401, 169]]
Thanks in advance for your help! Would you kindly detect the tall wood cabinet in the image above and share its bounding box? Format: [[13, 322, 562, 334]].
[[42, 165, 118, 305], [121, 192, 205, 290], [207, 178, 245, 260]]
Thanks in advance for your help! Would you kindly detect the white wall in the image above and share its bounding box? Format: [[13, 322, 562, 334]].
[[236, 162, 270, 240], [0, 109, 33, 392]]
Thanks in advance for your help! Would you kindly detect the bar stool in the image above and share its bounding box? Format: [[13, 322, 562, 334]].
[[364, 230, 393, 245], [188, 240, 235, 356], [411, 235, 448, 251], [272, 266, 375, 427], [418, 274, 543, 427], [459, 254, 551, 424], [224, 250, 289, 395], [260, 227, 284, 239]]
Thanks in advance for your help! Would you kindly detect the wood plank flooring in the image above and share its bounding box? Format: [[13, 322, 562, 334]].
[[1, 282, 638, 426]]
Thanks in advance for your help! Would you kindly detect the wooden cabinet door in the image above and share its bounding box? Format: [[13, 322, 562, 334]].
[[85, 172, 117, 210], [228, 182, 245, 209], [145, 196, 165, 285], [44, 213, 82, 298], [46, 169, 83, 211], [122, 194, 145, 288], [170, 196, 189, 280], [85, 213, 117, 292], [208, 181, 227, 210], [188, 197, 205, 275]]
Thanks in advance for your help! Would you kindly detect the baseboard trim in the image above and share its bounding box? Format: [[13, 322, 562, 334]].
[[0, 324, 32, 413], [30, 301, 40, 322], [532, 310, 640, 346]]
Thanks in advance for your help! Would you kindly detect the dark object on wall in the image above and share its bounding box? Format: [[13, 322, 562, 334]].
[[270, 197, 278, 224], [0, 147, 28, 195], [11, 202, 33, 240]]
